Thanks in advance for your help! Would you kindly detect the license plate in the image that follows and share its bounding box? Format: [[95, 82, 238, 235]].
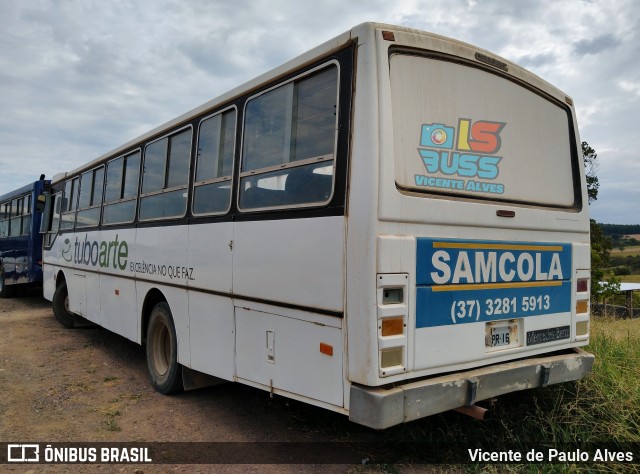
[[485, 321, 518, 350]]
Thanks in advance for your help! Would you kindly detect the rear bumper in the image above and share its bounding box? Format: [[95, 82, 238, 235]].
[[349, 348, 594, 429]]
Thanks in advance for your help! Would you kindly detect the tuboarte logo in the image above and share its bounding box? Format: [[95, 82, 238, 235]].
[[70, 235, 128, 270], [416, 118, 506, 195]]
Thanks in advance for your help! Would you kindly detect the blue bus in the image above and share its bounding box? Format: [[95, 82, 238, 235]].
[[0, 177, 50, 297]]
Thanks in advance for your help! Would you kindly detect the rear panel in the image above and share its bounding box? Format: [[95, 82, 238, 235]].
[[347, 25, 590, 389]]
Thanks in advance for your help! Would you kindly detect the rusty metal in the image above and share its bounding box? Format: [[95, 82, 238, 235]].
[[454, 405, 490, 421]]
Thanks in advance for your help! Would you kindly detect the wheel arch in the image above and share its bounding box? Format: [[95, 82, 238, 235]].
[[141, 288, 167, 346], [55, 269, 67, 288]]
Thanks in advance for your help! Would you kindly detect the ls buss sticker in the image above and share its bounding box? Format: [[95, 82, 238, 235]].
[[415, 238, 572, 328], [415, 118, 506, 196]]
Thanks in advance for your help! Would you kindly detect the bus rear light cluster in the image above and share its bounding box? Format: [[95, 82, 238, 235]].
[[575, 274, 590, 340], [377, 274, 408, 376], [380, 348, 403, 368], [381, 317, 404, 337], [576, 278, 588, 293], [576, 321, 589, 337], [576, 300, 588, 314]]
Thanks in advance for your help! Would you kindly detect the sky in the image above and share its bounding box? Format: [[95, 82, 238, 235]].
[[0, 0, 638, 225]]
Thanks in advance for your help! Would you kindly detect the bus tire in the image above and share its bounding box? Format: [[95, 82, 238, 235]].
[[146, 302, 183, 394], [52, 281, 76, 328], [0, 269, 13, 298]]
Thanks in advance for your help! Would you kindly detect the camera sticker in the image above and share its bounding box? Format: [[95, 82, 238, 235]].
[[421, 124, 455, 149]]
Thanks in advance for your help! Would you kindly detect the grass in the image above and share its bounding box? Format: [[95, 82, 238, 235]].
[[101, 407, 122, 432], [610, 246, 640, 257], [105, 418, 122, 432], [555, 318, 639, 442], [620, 275, 640, 284]]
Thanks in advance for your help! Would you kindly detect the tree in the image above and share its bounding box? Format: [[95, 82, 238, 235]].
[[582, 141, 600, 204], [590, 217, 620, 301], [583, 141, 619, 301]]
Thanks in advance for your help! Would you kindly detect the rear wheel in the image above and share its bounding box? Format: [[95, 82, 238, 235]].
[[146, 302, 183, 394], [52, 281, 76, 328]]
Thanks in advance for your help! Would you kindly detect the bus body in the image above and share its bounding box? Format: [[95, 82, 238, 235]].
[[0, 178, 49, 297], [41, 23, 593, 429]]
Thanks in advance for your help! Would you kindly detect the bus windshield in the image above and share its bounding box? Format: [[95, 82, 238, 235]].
[[390, 51, 578, 208]]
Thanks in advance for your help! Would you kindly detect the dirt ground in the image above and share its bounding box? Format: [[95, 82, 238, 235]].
[[0, 292, 393, 474]]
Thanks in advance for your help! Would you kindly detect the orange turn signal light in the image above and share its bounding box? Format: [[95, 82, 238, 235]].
[[576, 300, 588, 314], [381, 317, 404, 337]]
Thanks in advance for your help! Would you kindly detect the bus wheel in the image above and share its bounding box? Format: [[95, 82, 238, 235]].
[[0, 270, 13, 298], [52, 281, 76, 328], [146, 302, 183, 394]]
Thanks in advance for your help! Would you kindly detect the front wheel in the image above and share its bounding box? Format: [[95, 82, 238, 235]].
[[52, 281, 77, 328], [0, 270, 13, 298], [146, 302, 183, 394]]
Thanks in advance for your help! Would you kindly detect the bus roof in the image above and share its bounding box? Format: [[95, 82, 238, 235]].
[[0, 180, 46, 202]]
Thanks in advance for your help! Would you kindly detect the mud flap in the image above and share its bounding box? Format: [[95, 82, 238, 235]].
[[182, 366, 228, 391]]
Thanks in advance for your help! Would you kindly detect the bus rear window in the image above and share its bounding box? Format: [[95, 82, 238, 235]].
[[390, 53, 578, 208]]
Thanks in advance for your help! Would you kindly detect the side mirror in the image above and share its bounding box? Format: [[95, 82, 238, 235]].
[[36, 193, 47, 213]]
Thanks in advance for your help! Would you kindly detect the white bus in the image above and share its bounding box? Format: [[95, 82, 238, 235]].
[[41, 23, 593, 429]]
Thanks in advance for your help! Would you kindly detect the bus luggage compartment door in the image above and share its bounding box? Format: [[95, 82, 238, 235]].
[[235, 307, 344, 407]]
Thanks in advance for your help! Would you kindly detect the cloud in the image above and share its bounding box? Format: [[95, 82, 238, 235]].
[[618, 80, 640, 97], [516, 52, 558, 70], [0, 0, 639, 223], [573, 34, 621, 56]]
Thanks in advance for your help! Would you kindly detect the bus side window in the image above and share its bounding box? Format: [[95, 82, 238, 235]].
[[76, 166, 104, 228], [192, 108, 236, 215], [60, 177, 79, 230], [103, 151, 140, 225], [139, 128, 192, 221], [9, 197, 23, 237], [21, 194, 31, 235], [239, 64, 338, 210], [43, 192, 62, 247], [0, 202, 8, 238]]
